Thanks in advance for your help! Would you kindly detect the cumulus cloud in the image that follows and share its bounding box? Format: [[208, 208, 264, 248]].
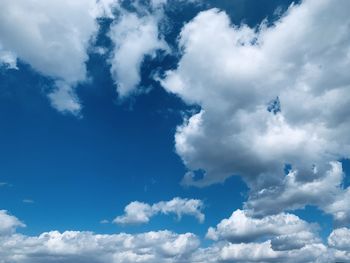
[[197, 209, 331, 263], [0, 210, 25, 235], [328, 228, 350, 251], [0, 0, 203, 113], [114, 197, 205, 225], [0, 209, 201, 263], [3, 209, 350, 263], [206, 209, 320, 250], [217, 241, 330, 263], [108, 10, 168, 97], [0, 0, 103, 114], [323, 187, 350, 226], [0, 230, 199, 263], [47, 81, 82, 116], [160, 0, 350, 219], [107, 0, 205, 98], [245, 161, 348, 218], [328, 228, 350, 262]]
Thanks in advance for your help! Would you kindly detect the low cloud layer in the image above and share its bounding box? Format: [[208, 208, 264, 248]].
[[2, 209, 350, 263], [0, 0, 105, 115]]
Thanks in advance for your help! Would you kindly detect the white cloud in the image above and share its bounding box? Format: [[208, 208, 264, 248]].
[[150, 0, 201, 10], [160, 0, 350, 219], [114, 197, 204, 225], [114, 201, 154, 225], [323, 187, 350, 226], [108, 10, 168, 97], [0, 0, 101, 114], [0, 230, 200, 263], [328, 228, 350, 251], [0, 45, 17, 69], [1, 209, 348, 263], [107, 0, 204, 98], [218, 241, 330, 263], [245, 161, 344, 214], [328, 228, 350, 262], [189, 240, 331, 263], [0, 210, 25, 235], [206, 209, 320, 251], [48, 81, 82, 116], [0, 211, 200, 263], [95, 0, 120, 18], [219, 241, 280, 262]]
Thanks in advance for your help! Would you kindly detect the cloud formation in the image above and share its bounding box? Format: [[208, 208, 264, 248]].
[[0, 0, 105, 114], [160, 0, 350, 220], [0, 210, 25, 235], [1, 0, 350, 262], [108, 9, 168, 97], [0, 230, 199, 263], [206, 209, 320, 251], [2, 209, 350, 263], [328, 228, 350, 262], [114, 197, 205, 225]]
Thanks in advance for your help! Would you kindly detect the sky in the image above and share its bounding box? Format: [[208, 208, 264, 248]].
[[1, 0, 350, 262]]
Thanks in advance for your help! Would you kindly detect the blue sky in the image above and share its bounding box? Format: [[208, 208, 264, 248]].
[[1, 0, 350, 262]]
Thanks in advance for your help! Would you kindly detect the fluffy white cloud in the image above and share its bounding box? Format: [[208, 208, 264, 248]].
[[218, 241, 330, 263], [323, 187, 350, 226], [95, 0, 120, 18], [245, 161, 344, 215], [2, 209, 350, 263], [114, 201, 154, 225], [114, 197, 204, 225], [328, 228, 350, 251], [328, 228, 350, 262], [0, 0, 102, 114], [206, 209, 320, 251], [220, 241, 279, 262], [0, 209, 201, 263], [107, 0, 205, 98], [109, 10, 167, 97], [47, 81, 82, 116], [0, 210, 25, 235], [189, 240, 331, 263], [0, 230, 199, 263], [160, 0, 350, 219]]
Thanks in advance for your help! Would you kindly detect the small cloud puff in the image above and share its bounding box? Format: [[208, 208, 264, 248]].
[[114, 197, 205, 225]]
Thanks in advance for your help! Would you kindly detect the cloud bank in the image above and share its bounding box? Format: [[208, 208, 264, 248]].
[[2, 209, 350, 263]]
